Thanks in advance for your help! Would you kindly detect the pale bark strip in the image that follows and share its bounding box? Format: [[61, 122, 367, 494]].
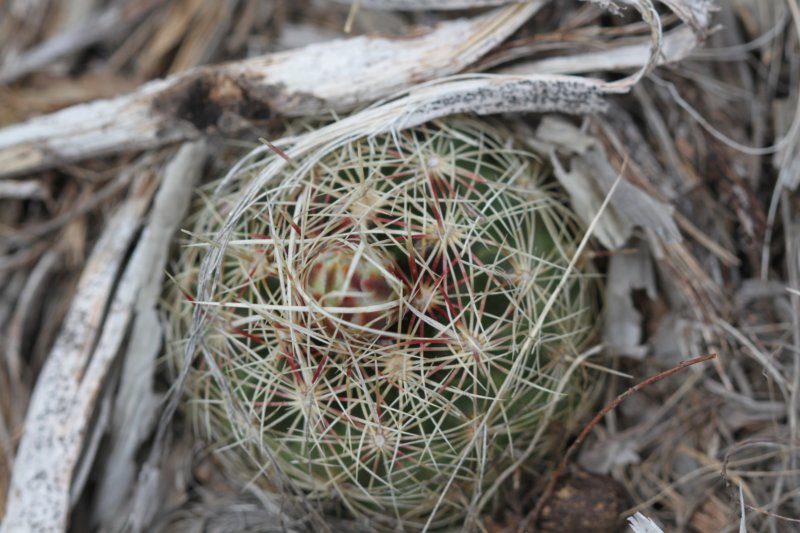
[[228, 2, 542, 115], [628, 512, 666, 533], [0, 4, 538, 179], [0, 78, 177, 180], [549, 151, 633, 250], [211, 73, 610, 198], [577, 149, 681, 241], [389, 75, 609, 129], [93, 142, 206, 530], [0, 191, 151, 533], [603, 244, 657, 359]]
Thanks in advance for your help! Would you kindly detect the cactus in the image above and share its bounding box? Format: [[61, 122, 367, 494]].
[[165, 117, 600, 530]]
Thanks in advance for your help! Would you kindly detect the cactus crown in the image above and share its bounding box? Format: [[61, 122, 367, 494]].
[[166, 117, 600, 530]]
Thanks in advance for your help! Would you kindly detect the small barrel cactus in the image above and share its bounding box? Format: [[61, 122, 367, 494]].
[[166, 117, 600, 530]]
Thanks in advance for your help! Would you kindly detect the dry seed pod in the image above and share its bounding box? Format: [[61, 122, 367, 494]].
[[166, 117, 601, 530]]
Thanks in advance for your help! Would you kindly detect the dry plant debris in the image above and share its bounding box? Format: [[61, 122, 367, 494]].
[[0, 0, 797, 532]]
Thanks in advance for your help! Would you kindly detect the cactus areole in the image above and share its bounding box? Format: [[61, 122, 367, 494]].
[[167, 118, 600, 530]]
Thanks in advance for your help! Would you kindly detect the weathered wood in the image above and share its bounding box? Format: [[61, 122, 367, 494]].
[[93, 141, 206, 530], [0, 4, 540, 179], [0, 179, 48, 200], [0, 0, 717, 181]]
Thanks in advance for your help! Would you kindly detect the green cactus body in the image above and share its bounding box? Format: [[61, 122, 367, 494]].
[[166, 118, 600, 530]]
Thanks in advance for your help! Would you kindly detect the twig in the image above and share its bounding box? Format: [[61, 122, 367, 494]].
[[523, 352, 718, 531], [743, 504, 800, 524]]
